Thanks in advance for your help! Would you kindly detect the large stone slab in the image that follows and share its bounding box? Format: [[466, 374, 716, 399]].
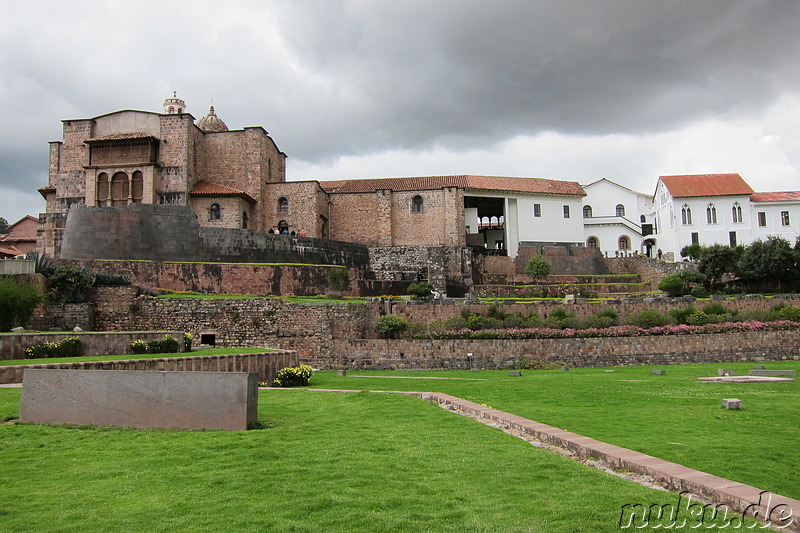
[[20, 369, 258, 430], [749, 369, 796, 377]]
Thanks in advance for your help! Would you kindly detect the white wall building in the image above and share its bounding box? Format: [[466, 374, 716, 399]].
[[581, 179, 656, 257]]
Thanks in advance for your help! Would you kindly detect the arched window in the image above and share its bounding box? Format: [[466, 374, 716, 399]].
[[732, 203, 742, 223], [97, 173, 109, 206], [616, 204, 625, 217], [681, 205, 692, 225], [411, 195, 423, 213], [242, 212, 249, 229], [583, 205, 592, 218], [131, 171, 143, 203], [640, 215, 646, 223], [210, 203, 221, 220], [278, 197, 289, 213], [618, 236, 630, 250], [706, 204, 717, 224], [587, 237, 598, 248], [111, 172, 129, 206]]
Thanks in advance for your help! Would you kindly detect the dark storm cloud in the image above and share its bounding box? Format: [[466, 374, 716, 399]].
[[1, 0, 799, 219], [267, 0, 800, 159]]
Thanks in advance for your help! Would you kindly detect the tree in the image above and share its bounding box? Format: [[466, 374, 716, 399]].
[[738, 236, 799, 292], [407, 281, 435, 300], [0, 217, 8, 234], [375, 314, 408, 339], [0, 278, 42, 331], [524, 255, 552, 284], [697, 244, 739, 292], [680, 244, 703, 262], [657, 275, 684, 297], [327, 267, 350, 292]]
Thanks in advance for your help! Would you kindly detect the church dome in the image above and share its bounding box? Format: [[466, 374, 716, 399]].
[[197, 106, 229, 132]]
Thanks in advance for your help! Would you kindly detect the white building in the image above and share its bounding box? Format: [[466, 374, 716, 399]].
[[581, 179, 655, 257], [647, 173, 800, 260]]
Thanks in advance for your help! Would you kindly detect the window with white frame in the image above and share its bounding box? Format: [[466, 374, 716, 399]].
[[757, 212, 767, 227], [533, 204, 541, 217], [782, 211, 790, 226], [681, 205, 692, 225], [563, 205, 570, 218], [732, 203, 742, 223], [706, 204, 717, 224], [616, 204, 625, 217]]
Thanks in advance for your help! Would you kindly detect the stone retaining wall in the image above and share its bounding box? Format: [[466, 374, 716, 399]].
[[329, 330, 800, 370], [0, 350, 297, 384], [0, 331, 184, 360]]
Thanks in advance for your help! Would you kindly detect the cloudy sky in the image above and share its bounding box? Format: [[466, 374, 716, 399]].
[[2, 0, 800, 224]]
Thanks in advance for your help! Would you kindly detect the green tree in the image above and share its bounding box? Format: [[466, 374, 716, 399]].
[[524, 255, 552, 284], [0, 217, 9, 234], [738, 236, 799, 292], [375, 314, 408, 339], [680, 244, 703, 261], [0, 278, 42, 331], [697, 244, 739, 292], [407, 281, 435, 300], [327, 267, 350, 292], [657, 275, 684, 297]]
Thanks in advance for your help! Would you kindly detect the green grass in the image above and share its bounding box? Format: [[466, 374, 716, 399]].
[[0, 347, 270, 366], [0, 388, 761, 532], [312, 363, 800, 500]]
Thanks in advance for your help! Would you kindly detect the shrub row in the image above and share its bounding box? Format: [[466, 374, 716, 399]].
[[25, 337, 82, 358], [418, 320, 800, 340], [130, 334, 183, 355]]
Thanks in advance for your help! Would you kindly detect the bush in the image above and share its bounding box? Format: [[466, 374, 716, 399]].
[[685, 310, 709, 325], [690, 285, 710, 298], [25, 337, 82, 358], [131, 340, 149, 354], [703, 303, 727, 316], [328, 268, 350, 292], [25, 250, 56, 277], [627, 309, 669, 329], [146, 335, 181, 354], [407, 281, 435, 300], [184, 333, 193, 352], [658, 275, 684, 297], [270, 364, 314, 387], [375, 314, 408, 338], [0, 278, 43, 331], [48, 265, 95, 304], [777, 306, 800, 322]]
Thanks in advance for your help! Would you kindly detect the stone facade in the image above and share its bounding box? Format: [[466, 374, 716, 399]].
[[0, 330, 184, 361], [60, 288, 800, 369], [332, 331, 800, 370], [0, 351, 297, 385]]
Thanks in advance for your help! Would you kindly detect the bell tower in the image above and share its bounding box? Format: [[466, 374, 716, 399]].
[[162, 91, 186, 114]]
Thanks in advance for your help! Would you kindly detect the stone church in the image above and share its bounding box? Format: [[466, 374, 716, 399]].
[[38, 94, 588, 259]]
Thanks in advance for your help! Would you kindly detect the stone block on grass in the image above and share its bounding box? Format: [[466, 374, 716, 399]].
[[722, 398, 742, 410], [20, 369, 258, 431]]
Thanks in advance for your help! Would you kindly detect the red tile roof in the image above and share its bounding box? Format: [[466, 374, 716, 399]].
[[37, 185, 55, 198], [319, 175, 585, 196], [750, 191, 800, 202], [85, 132, 158, 143], [660, 173, 754, 198], [0, 245, 23, 258], [189, 181, 256, 203]]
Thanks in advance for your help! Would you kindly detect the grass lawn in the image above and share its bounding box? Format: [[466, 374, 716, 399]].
[[310, 362, 800, 500], [0, 347, 271, 367], [0, 387, 761, 533]]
